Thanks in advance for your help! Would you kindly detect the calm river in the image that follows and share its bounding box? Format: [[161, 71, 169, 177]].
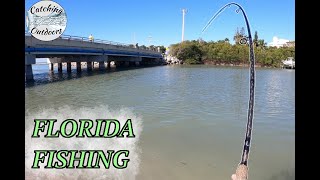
[[25, 64, 295, 180]]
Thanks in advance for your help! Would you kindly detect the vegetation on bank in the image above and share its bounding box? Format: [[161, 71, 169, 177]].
[[169, 29, 295, 67], [128, 44, 166, 54]]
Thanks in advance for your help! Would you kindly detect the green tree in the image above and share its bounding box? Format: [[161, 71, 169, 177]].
[[157, 45, 166, 54], [169, 37, 294, 67], [233, 27, 246, 44], [257, 39, 266, 48], [240, 27, 246, 36], [149, 45, 155, 51], [198, 38, 205, 44], [170, 41, 203, 64], [140, 45, 147, 50]]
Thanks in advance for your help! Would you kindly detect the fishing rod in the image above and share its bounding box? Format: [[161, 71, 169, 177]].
[[201, 2, 256, 179]]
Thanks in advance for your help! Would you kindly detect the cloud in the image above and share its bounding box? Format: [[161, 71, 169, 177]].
[[268, 36, 289, 47]]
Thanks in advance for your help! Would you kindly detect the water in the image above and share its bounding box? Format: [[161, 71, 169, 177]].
[[25, 64, 295, 179]]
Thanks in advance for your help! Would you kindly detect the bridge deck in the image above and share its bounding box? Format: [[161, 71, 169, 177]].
[[25, 33, 164, 81], [25, 33, 162, 59]]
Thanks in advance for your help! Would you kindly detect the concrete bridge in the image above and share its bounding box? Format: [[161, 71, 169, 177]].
[[25, 33, 164, 80]]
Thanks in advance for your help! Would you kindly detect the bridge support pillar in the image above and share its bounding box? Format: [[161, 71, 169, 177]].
[[58, 63, 62, 72], [87, 61, 92, 71], [107, 61, 111, 68], [49, 63, 54, 71], [67, 62, 72, 72], [99, 61, 105, 70], [156, 58, 161, 65], [115, 61, 121, 68], [25, 65, 33, 81], [110, 61, 117, 68], [76, 62, 81, 72]]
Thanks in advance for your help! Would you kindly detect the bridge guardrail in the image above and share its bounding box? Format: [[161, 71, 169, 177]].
[[25, 32, 159, 53]]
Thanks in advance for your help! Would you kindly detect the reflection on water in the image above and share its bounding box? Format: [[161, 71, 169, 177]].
[[268, 168, 295, 180], [25, 65, 295, 179], [26, 63, 152, 87]]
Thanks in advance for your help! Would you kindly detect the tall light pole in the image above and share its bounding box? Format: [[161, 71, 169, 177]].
[[181, 8, 187, 42], [202, 3, 256, 179]]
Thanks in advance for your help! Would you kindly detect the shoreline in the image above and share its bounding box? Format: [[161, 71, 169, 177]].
[[165, 62, 283, 69]]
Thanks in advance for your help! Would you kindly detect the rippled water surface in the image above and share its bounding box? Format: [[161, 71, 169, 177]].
[[26, 64, 295, 179]]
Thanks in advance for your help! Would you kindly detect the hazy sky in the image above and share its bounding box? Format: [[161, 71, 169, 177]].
[[25, 0, 295, 47]]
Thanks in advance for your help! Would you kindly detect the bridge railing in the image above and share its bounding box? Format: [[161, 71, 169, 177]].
[[25, 32, 159, 53]]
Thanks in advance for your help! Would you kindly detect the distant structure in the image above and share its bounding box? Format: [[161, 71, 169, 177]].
[[281, 57, 295, 69], [181, 8, 187, 42], [284, 41, 295, 47], [268, 36, 294, 48]]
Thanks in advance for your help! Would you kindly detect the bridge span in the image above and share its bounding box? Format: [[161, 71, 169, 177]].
[[25, 33, 164, 80]]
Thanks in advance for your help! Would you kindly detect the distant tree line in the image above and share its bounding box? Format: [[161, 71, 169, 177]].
[[129, 44, 166, 54], [169, 29, 295, 67]]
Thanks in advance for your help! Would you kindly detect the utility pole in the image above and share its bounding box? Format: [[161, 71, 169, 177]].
[[181, 8, 187, 42]]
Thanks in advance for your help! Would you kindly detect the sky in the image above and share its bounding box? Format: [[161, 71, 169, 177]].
[[25, 0, 295, 47]]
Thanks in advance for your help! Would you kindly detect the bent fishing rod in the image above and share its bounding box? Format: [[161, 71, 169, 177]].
[[202, 2, 256, 179]]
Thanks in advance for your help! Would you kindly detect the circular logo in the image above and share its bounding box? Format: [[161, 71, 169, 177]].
[[26, 0, 67, 41]]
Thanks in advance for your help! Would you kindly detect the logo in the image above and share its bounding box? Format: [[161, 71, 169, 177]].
[[26, 0, 67, 41]]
